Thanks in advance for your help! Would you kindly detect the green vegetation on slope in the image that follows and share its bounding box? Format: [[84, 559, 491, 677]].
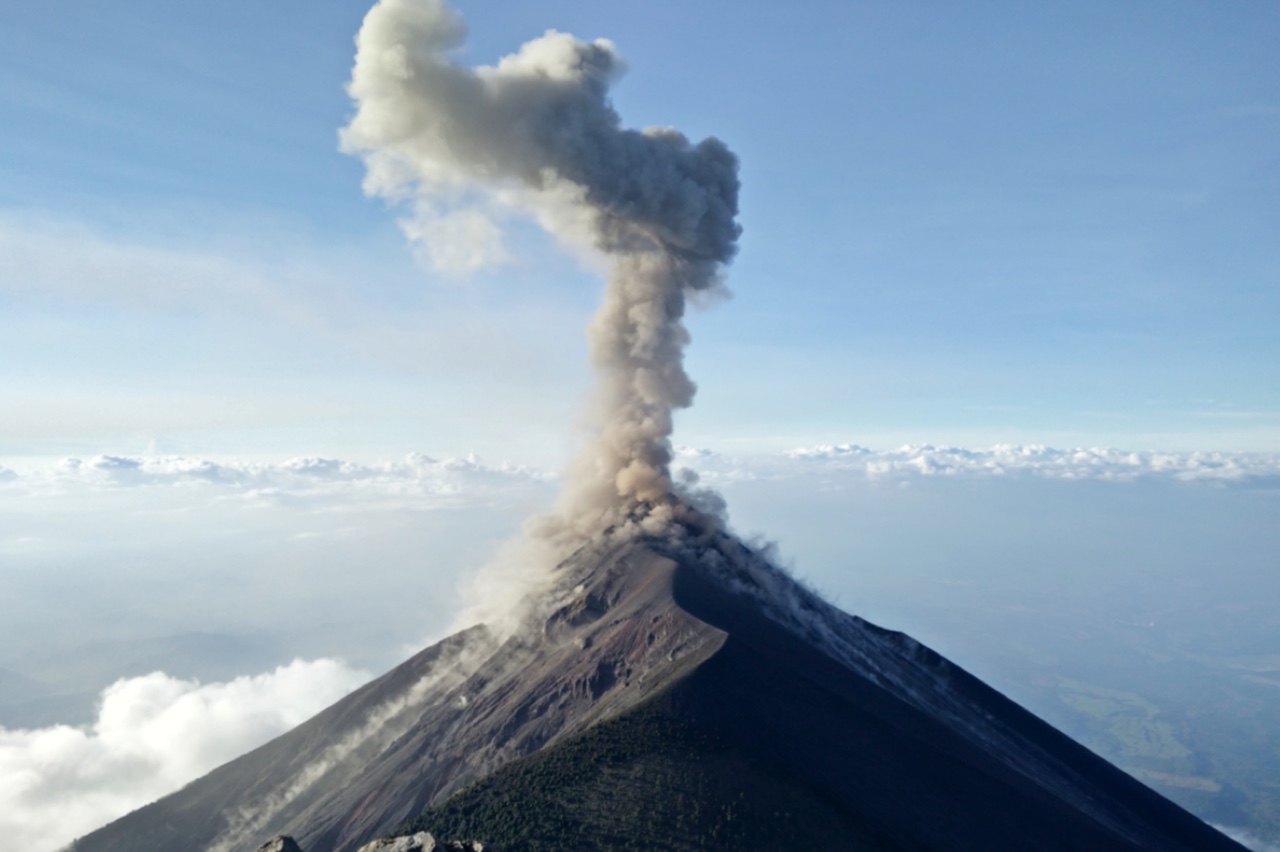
[[401, 687, 895, 852]]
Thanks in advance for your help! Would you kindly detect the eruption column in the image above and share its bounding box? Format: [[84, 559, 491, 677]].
[[341, 0, 740, 539]]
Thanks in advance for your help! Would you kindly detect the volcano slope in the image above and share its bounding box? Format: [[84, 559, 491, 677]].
[[74, 529, 1244, 852]]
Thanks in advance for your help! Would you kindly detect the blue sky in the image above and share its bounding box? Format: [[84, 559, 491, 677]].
[[2, 0, 1277, 461]]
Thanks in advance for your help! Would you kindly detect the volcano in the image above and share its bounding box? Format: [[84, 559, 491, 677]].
[[51, 1, 1253, 848], [73, 527, 1243, 852]]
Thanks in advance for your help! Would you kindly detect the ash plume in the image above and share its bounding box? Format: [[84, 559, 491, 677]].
[[341, 0, 741, 555]]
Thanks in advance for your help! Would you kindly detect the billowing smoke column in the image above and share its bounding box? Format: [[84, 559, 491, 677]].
[[341, 0, 740, 543]]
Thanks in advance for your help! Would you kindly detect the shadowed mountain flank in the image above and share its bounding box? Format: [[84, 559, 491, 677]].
[[73, 530, 1244, 852]]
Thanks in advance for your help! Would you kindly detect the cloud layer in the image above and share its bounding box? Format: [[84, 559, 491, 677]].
[[676, 443, 1280, 486], [6, 442, 1273, 499], [0, 659, 368, 852], [41, 451, 550, 503]]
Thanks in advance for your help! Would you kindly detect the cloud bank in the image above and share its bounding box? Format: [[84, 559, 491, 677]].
[[675, 443, 1280, 486], [0, 659, 367, 852], [0, 452, 553, 533], [40, 451, 550, 503], [4, 442, 1270, 514]]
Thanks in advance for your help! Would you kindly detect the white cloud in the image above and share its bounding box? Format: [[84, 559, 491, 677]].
[[0, 659, 368, 852], [674, 443, 1280, 486], [30, 452, 553, 505]]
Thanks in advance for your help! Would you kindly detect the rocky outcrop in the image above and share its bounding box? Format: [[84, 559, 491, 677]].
[[253, 833, 490, 852], [255, 837, 304, 852], [355, 833, 490, 852]]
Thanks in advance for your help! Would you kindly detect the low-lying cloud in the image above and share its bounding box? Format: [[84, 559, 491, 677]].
[[0, 659, 368, 852], [675, 443, 1280, 486], [7, 443, 1272, 512], [43, 451, 551, 505]]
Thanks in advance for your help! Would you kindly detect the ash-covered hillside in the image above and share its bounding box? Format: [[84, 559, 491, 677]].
[[75, 525, 1246, 852]]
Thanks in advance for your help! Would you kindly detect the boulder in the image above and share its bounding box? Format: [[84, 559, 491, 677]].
[[355, 832, 437, 852], [355, 834, 491, 852], [255, 837, 304, 852]]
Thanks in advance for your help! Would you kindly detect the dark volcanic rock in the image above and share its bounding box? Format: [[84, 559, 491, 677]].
[[74, 532, 1247, 852], [256, 837, 305, 852]]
